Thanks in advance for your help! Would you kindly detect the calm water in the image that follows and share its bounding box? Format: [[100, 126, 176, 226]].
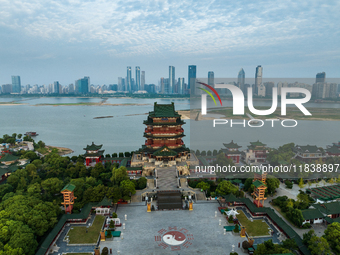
[[0, 97, 339, 155]]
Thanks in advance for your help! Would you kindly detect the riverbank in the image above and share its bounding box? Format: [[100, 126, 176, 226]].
[[45, 146, 74, 156]]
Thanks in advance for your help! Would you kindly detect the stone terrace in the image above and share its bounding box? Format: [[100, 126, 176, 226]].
[[100, 201, 247, 254]]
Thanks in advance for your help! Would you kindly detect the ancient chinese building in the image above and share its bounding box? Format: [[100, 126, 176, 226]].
[[84, 142, 104, 166], [244, 140, 269, 164], [221, 140, 242, 163], [140, 102, 189, 161], [252, 170, 267, 207], [61, 184, 77, 214]]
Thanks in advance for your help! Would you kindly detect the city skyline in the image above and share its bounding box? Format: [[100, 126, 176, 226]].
[[0, 0, 339, 85]]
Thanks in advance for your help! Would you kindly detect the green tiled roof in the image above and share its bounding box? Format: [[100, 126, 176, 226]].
[[153, 146, 178, 157], [0, 168, 10, 176], [313, 202, 340, 215], [223, 140, 241, 149], [295, 145, 322, 153], [198, 156, 210, 166], [250, 140, 266, 146], [83, 142, 103, 151], [301, 209, 324, 220], [253, 180, 267, 188], [148, 102, 180, 118], [0, 153, 19, 162], [324, 217, 340, 224], [61, 183, 76, 192], [326, 145, 340, 154], [97, 196, 112, 207]]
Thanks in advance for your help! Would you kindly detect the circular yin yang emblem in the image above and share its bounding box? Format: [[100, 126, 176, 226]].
[[155, 227, 194, 251], [163, 231, 186, 245]]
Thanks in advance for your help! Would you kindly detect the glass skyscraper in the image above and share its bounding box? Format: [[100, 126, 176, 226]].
[[169, 66, 175, 94], [75, 76, 90, 94], [188, 65, 196, 95], [11, 75, 21, 93], [208, 71, 214, 86], [135, 66, 140, 91], [178, 77, 184, 94], [238, 68, 245, 88], [127, 66, 132, 92]]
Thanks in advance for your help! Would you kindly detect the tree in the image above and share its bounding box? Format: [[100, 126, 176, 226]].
[[17, 134, 22, 139], [285, 180, 293, 189], [243, 178, 253, 192], [323, 222, 340, 254], [119, 152, 124, 157], [266, 177, 280, 194], [105, 154, 111, 158], [37, 140, 45, 148], [195, 150, 200, 156], [298, 178, 305, 189], [136, 177, 147, 189], [207, 150, 212, 156], [91, 163, 105, 178], [120, 180, 136, 200], [124, 152, 130, 157], [213, 149, 218, 156], [196, 181, 210, 194], [41, 178, 64, 195], [303, 229, 315, 245], [111, 167, 129, 186], [308, 236, 332, 255], [109, 220, 115, 230], [201, 150, 206, 156], [216, 180, 238, 196], [281, 238, 298, 251], [112, 153, 117, 157]]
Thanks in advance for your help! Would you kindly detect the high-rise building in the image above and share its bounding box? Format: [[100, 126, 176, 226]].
[[141, 71, 145, 90], [135, 66, 140, 91], [188, 65, 196, 94], [118, 77, 122, 91], [68, 84, 74, 94], [178, 78, 184, 94], [160, 78, 165, 94], [255, 65, 263, 95], [208, 71, 214, 87], [164, 78, 170, 94], [1, 84, 12, 94], [127, 66, 132, 92], [11, 76, 21, 93], [75, 77, 90, 94], [316, 72, 326, 83], [238, 68, 245, 88], [169, 66, 175, 94], [53, 81, 60, 94]]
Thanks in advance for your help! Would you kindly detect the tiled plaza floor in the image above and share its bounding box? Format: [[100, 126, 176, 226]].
[[100, 201, 248, 255]]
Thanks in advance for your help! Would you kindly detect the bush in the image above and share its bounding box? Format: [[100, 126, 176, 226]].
[[242, 240, 251, 249], [285, 180, 293, 189], [112, 212, 118, 218], [109, 220, 115, 229], [106, 231, 112, 238], [228, 215, 234, 223], [230, 253, 238, 255], [302, 223, 311, 229], [234, 224, 239, 233], [102, 247, 109, 255]]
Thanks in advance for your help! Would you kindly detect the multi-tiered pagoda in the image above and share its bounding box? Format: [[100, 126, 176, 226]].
[[140, 102, 189, 161], [84, 142, 104, 166]]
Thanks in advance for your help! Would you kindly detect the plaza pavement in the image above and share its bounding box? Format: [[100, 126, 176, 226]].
[[100, 201, 247, 255]]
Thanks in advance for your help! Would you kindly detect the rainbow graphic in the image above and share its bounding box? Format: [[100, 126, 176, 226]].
[[197, 82, 222, 106]]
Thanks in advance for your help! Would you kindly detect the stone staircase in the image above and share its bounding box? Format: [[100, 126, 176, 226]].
[[156, 166, 179, 190]]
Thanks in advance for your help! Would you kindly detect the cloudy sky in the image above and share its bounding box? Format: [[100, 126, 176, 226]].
[[0, 0, 339, 85]]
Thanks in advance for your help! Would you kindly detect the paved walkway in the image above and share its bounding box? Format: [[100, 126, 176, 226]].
[[156, 166, 178, 190], [99, 201, 247, 254]]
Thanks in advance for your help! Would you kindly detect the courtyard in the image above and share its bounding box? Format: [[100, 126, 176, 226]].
[[100, 201, 247, 254]]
